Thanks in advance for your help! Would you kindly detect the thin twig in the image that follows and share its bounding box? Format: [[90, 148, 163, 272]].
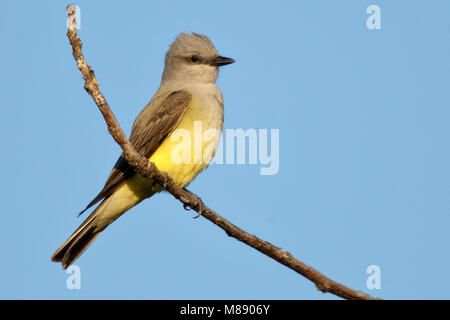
[[65, 4, 378, 300]]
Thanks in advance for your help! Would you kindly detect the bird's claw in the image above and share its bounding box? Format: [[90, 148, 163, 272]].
[[193, 211, 202, 219], [181, 188, 205, 218], [192, 197, 205, 219]]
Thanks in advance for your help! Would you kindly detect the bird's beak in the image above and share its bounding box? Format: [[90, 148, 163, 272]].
[[209, 56, 235, 67]]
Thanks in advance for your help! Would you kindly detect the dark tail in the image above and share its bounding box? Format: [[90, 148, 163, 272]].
[[52, 199, 109, 269]]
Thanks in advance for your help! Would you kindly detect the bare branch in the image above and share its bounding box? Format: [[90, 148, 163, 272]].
[[65, 4, 378, 300]]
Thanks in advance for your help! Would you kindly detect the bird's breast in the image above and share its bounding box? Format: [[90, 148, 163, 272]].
[[148, 84, 224, 187]]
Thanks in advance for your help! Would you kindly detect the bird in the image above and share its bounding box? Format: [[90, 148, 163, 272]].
[[52, 33, 234, 269]]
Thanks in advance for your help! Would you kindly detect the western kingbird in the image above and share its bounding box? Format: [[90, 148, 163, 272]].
[[52, 33, 234, 269]]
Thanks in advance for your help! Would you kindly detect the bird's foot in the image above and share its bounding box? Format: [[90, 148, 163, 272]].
[[182, 191, 205, 219]]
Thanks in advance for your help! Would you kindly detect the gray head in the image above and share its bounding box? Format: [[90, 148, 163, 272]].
[[162, 33, 234, 84]]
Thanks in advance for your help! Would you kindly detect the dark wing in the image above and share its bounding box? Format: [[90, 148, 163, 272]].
[[79, 90, 192, 215]]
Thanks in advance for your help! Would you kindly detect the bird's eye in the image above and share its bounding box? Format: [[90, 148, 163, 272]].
[[190, 55, 199, 63]]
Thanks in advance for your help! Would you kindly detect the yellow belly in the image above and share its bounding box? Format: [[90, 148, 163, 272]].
[[148, 106, 223, 187]]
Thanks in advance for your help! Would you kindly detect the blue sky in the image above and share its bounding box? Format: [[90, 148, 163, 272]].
[[1, 1, 449, 299]]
